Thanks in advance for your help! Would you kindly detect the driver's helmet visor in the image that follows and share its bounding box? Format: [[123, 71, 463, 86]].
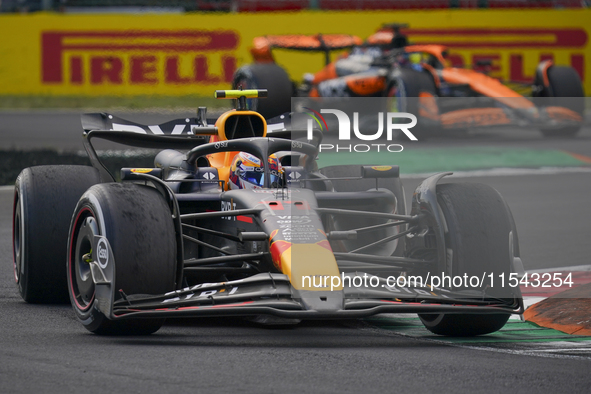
[[241, 167, 282, 187], [242, 167, 264, 186]]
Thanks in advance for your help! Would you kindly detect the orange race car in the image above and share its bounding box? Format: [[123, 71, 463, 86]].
[[233, 23, 585, 137]]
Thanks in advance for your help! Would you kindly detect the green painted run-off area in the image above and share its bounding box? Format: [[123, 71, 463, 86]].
[[365, 317, 591, 344], [317, 147, 591, 174]]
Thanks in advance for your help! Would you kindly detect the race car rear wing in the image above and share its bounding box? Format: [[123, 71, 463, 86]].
[[252, 34, 363, 65], [80, 112, 219, 182], [81, 111, 217, 135]]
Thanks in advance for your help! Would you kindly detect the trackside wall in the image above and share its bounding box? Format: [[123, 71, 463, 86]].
[[0, 9, 589, 96]]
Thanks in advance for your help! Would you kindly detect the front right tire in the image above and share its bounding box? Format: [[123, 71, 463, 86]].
[[387, 69, 441, 137], [535, 65, 585, 137], [418, 183, 516, 336]]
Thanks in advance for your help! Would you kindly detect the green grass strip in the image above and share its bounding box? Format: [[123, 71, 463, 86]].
[[317, 147, 590, 174]]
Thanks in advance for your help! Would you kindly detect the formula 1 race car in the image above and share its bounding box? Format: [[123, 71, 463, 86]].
[[233, 24, 585, 137], [13, 89, 523, 336]]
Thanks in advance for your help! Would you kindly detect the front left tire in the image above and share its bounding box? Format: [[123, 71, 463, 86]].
[[68, 183, 177, 335]]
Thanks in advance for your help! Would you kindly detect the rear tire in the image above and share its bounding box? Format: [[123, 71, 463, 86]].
[[233, 63, 293, 119], [418, 183, 514, 336], [67, 183, 177, 335], [13, 165, 100, 303]]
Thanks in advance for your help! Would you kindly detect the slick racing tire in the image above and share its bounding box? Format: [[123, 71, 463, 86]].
[[13, 165, 100, 303], [233, 63, 293, 119], [536, 66, 584, 137], [388, 69, 437, 112], [418, 183, 514, 336], [387, 69, 440, 136], [319, 165, 406, 257], [68, 183, 176, 335]]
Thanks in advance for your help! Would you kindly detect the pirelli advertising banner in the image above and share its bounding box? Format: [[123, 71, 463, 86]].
[[0, 9, 589, 96]]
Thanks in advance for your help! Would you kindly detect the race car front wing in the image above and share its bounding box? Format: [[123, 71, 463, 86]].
[[89, 251, 522, 320]]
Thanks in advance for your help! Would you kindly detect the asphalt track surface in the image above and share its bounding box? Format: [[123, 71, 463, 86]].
[[1, 111, 591, 393]]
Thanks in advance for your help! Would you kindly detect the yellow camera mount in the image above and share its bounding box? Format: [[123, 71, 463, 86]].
[[215, 89, 268, 111]]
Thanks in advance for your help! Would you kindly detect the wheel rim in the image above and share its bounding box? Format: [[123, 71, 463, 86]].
[[69, 208, 99, 311]]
